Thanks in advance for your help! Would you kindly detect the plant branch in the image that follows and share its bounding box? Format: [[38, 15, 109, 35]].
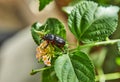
[[34, 29, 45, 36], [30, 66, 52, 75], [97, 67, 105, 82], [80, 39, 120, 49]]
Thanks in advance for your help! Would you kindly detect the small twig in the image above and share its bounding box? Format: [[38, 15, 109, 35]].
[[30, 66, 52, 75], [80, 39, 120, 49]]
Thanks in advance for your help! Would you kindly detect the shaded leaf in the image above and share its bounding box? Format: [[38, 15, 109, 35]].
[[54, 50, 95, 82], [42, 67, 58, 82], [31, 22, 42, 45]]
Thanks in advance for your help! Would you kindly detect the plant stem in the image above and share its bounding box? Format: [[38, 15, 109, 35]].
[[30, 66, 52, 75], [34, 29, 45, 36], [95, 72, 120, 81], [80, 39, 120, 49], [96, 67, 105, 82]]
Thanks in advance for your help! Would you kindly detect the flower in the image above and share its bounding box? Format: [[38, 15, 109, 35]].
[[35, 41, 54, 66], [42, 55, 51, 66], [44, 59, 51, 66], [42, 55, 49, 61]]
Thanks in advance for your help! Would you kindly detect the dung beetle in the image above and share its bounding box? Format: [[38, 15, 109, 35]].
[[42, 34, 65, 48]]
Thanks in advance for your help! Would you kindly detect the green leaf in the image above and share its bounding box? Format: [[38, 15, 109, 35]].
[[54, 50, 95, 82], [39, 0, 53, 11], [31, 18, 66, 45], [31, 22, 42, 45], [42, 68, 58, 82], [62, 0, 82, 14], [63, 0, 120, 14], [68, 1, 119, 43]]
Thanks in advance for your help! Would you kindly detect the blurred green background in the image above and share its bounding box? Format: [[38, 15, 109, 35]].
[[91, 0, 120, 82]]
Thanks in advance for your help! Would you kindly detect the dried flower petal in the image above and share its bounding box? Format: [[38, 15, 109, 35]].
[[40, 41, 48, 49], [42, 55, 48, 61], [36, 53, 41, 60], [35, 41, 55, 66], [44, 59, 51, 66]]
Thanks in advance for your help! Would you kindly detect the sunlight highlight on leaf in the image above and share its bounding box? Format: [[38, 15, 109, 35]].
[[68, 1, 119, 43]]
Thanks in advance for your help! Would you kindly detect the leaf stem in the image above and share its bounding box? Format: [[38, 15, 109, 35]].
[[95, 72, 120, 81], [96, 67, 105, 82], [80, 39, 120, 49]]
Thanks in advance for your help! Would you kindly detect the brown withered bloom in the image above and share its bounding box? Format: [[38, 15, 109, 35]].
[[36, 41, 54, 66]]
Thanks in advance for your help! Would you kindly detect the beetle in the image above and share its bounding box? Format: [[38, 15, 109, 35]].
[[42, 34, 65, 49]]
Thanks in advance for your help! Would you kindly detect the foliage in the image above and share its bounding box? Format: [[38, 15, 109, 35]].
[[31, 0, 120, 82], [55, 50, 95, 82], [38, 0, 53, 11], [68, 1, 119, 43], [31, 18, 66, 45]]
